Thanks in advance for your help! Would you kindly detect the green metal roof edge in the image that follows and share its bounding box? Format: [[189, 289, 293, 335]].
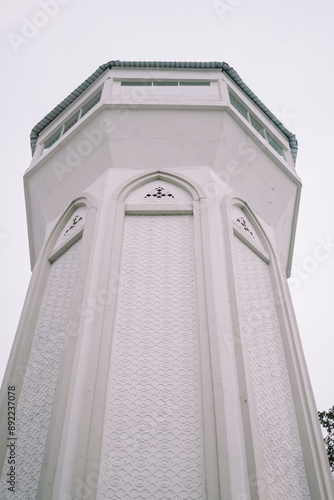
[[30, 60, 298, 163]]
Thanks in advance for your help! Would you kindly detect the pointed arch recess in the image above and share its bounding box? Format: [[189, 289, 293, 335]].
[[225, 196, 311, 499], [229, 197, 272, 263], [112, 169, 205, 203], [46, 196, 94, 262], [96, 168, 220, 499], [0, 194, 97, 498]]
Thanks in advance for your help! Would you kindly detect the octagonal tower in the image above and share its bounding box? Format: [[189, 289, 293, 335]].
[[0, 61, 333, 500]]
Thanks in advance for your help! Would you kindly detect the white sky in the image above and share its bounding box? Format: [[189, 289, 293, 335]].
[[0, 0, 333, 413]]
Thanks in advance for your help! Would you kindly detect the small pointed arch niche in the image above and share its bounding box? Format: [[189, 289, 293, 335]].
[[229, 206, 311, 498], [125, 178, 194, 215], [231, 203, 269, 263], [49, 201, 88, 262]]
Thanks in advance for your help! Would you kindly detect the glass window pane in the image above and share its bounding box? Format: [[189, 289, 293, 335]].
[[43, 127, 62, 150], [63, 111, 80, 134], [152, 82, 177, 87], [121, 81, 152, 86], [267, 132, 284, 157], [81, 91, 102, 117], [250, 115, 266, 138], [229, 92, 249, 121], [153, 81, 178, 86], [179, 81, 210, 86]]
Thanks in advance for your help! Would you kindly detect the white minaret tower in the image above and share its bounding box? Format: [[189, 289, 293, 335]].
[[0, 61, 333, 500]]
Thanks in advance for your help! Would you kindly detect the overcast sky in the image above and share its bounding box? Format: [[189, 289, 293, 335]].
[[0, 0, 333, 413]]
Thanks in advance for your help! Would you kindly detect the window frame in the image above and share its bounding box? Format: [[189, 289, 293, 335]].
[[41, 89, 102, 155], [228, 90, 286, 159]]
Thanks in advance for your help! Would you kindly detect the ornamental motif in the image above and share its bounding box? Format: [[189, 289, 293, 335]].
[[144, 186, 175, 203], [235, 216, 255, 239], [64, 215, 83, 236]]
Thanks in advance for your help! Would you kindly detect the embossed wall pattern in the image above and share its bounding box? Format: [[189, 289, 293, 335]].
[[0, 240, 82, 499], [234, 236, 310, 499], [99, 215, 207, 499]]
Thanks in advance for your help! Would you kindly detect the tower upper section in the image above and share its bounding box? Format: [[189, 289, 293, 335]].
[[24, 61, 301, 274]]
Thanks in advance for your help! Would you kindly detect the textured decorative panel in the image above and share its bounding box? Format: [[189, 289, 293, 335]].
[[0, 240, 81, 499], [99, 215, 206, 499], [234, 236, 310, 499]]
